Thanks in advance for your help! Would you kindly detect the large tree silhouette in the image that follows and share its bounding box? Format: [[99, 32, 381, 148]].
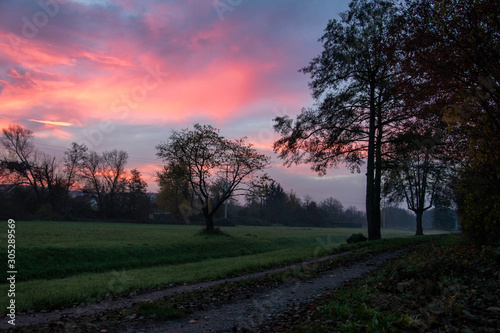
[[274, 0, 405, 240]]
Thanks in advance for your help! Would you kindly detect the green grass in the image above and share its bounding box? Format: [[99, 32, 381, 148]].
[[0, 220, 432, 314], [293, 234, 500, 332]]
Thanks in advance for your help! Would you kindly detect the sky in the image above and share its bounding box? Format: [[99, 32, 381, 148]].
[[0, 0, 367, 210]]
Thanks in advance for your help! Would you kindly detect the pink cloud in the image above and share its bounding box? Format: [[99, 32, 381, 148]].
[[0, 0, 362, 207]]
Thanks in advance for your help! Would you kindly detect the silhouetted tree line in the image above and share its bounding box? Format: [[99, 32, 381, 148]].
[[0, 125, 151, 221], [241, 181, 367, 227], [156, 175, 367, 228]]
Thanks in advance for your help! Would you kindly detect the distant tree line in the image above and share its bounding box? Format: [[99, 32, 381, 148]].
[[157, 175, 367, 228], [0, 125, 151, 221], [153, 124, 367, 230], [242, 182, 366, 228]]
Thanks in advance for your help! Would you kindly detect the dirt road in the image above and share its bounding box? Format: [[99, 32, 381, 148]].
[[2, 246, 414, 332]]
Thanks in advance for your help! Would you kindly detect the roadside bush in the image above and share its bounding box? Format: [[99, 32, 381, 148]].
[[346, 233, 368, 244], [456, 165, 500, 246]]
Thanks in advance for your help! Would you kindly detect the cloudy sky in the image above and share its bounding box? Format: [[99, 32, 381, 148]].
[[0, 0, 366, 210]]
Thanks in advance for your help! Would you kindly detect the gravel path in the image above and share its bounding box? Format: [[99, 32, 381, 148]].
[[0, 249, 358, 331], [2, 246, 413, 332], [111, 248, 411, 332]]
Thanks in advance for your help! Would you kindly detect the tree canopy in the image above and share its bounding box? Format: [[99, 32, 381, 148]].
[[156, 124, 270, 232], [396, 0, 500, 243]]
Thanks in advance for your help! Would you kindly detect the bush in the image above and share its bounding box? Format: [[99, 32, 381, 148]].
[[456, 165, 500, 246], [346, 233, 368, 244]]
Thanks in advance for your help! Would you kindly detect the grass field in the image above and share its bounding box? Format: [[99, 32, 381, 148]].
[[1, 221, 425, 314]]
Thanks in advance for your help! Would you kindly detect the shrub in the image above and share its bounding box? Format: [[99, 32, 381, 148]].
[[346, 233, 368, 244], [456, 165, 500, 246]]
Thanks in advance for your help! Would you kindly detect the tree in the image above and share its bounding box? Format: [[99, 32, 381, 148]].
[[101, 150, 128, 217], [264, 182, 287, 224], [62, 142, 88, 215], [243, 175, 275, 219], [383, 131, 452, 235], [80, 151, 102, 212], [0, 124, 66, 216], [396, 0, 500, 243], [382, 206, 414, 229], [304, 197, 326, 227], [432, 206, 457, 231], [38, 154, 65, 217], [320, 197, 344, 226], [156, 124, 270, 232], [0, 125, 43, 202], [157, 160, 195, 223], [343, 206, 367, 226], [125, 168, 149, 221], [274, 0, 405, 240], [80, 149, 128, 218]]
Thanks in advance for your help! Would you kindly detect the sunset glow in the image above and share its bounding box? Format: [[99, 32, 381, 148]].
[[0, 0, 366, 208]]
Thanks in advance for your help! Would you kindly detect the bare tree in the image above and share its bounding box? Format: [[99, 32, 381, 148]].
[[383, 132, 452, 235], [101, 149, 128, 216], [62, 142, 88, 215], [39, 154, 65, 214], [80, 149, 128, 218], [0, 125, 42, 199]]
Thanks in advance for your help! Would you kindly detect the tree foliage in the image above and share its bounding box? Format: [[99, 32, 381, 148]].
[[125, 168, 150, 221], [157, 160, 194, 223], [397, 0, 500, 244]]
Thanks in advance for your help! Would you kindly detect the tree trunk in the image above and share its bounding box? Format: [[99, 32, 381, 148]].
[[366, 83, 380, 240], [203, 206, 215, 232], [366, 161, 376, 240], [372, 154, 382, 240], [415, 210, 424, 236], [372, 103, 384, 241], [205, 215, 215, 232]]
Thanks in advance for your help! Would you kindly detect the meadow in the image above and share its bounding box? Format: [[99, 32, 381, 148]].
[[1, 221, 417, 314]]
